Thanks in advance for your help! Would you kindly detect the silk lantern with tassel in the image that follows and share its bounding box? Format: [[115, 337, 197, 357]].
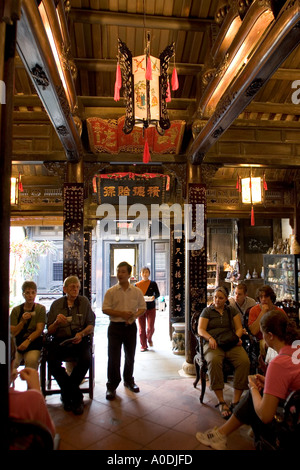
[[239, 173, 267, 226], [116, 35, 175, 163]]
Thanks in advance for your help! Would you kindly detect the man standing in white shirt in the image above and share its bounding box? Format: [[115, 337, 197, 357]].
[[229, 283, 256, 327], [102, 261, 146, 400]]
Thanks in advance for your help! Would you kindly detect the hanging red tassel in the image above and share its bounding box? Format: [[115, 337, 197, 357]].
[[145, 56, 152, 81], [263, 174, 268, 190], [143, 138, 151, 163], [18, 173, 23, 192], [116, 62, 122, 88], [251, 206, 255, 226], [236, 176, 241, 192], [166, 80, 171, 102], [93, 177, 97, 193], [114, 63, 122, 101], [171, 67, 179, 90], [114, 81, 120, 101]]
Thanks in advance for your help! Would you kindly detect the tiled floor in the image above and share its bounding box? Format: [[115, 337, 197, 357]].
[[16, 310, 255, 451]]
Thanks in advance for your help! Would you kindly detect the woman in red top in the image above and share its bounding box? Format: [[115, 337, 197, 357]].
[[248, 285, 286, 340]]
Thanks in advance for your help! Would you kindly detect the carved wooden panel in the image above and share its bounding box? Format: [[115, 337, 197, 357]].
[[63, 183, 84, 286]]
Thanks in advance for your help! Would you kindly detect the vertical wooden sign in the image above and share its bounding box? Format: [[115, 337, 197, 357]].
[[170, 226, 185, 324], [63, 183, 84, 288]]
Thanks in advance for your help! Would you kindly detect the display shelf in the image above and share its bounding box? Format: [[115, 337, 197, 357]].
[[207, 262, 219, 304], [207, 262, 219, 290], [263, 254, 300, 303]]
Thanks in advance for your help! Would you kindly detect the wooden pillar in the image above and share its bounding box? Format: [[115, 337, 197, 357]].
[[84, 226, 93, 303], [63, 159, 84, 292], [182, 162, 207, 375], [0, 15, 18, 451]]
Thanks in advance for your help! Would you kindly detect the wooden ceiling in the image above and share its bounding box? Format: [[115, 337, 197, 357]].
[[9, 0, 300, 216]]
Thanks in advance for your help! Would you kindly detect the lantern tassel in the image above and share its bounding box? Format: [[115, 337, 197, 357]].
[[166, 79, 171, 102], [251, 206, 255, 226], [114, 82, 120, 101], [171, 67, 179, 91], [263, 174, 268, 190], [145, 56, 152, 81], [114, 63, 122, 101], [116, 62, 122, 88], [143, 138, 151, 163], [18, 174, 23, 192]]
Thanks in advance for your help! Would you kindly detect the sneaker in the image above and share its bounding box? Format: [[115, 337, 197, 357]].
[[141, 347, 148, 352], [196, 427, 227, 450], [148, 340, 153, 347]]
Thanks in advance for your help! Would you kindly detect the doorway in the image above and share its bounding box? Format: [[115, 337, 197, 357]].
[[109, 243, 139, 287]]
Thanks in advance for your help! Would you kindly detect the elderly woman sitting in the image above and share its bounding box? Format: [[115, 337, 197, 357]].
[[198, 286, 250, 419]]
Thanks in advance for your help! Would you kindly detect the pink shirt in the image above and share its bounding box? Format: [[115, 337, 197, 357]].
[[264, 345, 300, 400], [9, 388, 55, 437]]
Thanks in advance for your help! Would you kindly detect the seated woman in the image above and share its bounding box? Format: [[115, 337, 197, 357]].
[[196, 310, 300, 450], [10, 281, 46, 370], [9, 335, 56, 438], [198, 286, 250, 419], [248, 285, 286, 359], [248, 285, 286, 340]]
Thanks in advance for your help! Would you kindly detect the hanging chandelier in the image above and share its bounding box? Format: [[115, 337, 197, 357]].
[[114, 32, 178, 163]]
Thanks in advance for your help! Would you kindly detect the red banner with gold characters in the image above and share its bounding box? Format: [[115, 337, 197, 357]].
[[86, 116, 185, 154]]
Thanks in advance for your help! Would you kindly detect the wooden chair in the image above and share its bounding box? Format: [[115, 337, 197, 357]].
[[191, 310, 214, 403], [256, 389, 300, 450], [191, 310, 259, 403], [9, 418, 55, 450], [40, 336, 95, 399]]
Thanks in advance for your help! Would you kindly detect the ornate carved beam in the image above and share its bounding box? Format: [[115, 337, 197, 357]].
[[189, 0, 300, 164], [17, 0, 82, 162]]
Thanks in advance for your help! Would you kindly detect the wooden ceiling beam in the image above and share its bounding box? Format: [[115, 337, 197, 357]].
[[245, 102, 300, 115], [11, 150, 186, 164], [69, 9, 212, 32], [17, 0, 82, 162], [74, 58, 203, 75], [204, 154, 300, 167], [189, 0, 300, 164]]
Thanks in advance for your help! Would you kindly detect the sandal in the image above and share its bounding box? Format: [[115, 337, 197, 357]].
[[230, 402, 239, 412], [216, 401, 232, 420]]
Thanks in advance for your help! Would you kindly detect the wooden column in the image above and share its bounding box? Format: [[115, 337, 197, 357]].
[[182, 162, 207, 375], [84, 226, 93, 303], [0, 16, 17, 451], [63, 160, 84, 292]]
